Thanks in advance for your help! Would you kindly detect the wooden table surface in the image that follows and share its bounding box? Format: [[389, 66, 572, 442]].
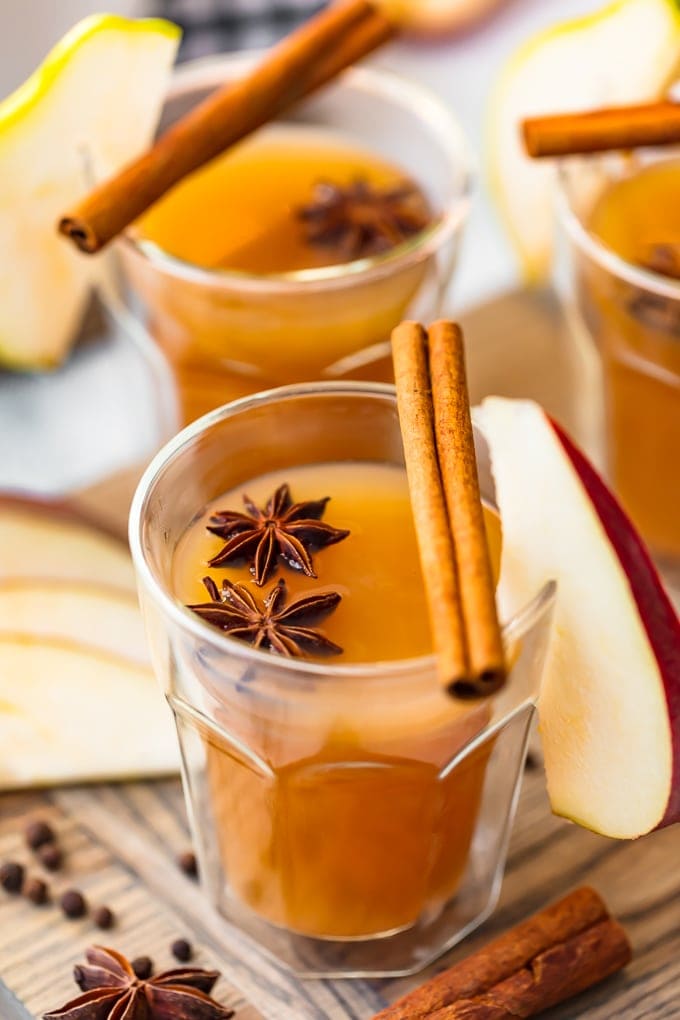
[[1, 290, 679, 1019]]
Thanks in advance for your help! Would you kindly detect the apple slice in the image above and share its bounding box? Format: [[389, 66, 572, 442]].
[[476, 397, 680, 838], [0, 579, 148, 664], [0, 634, 178, 788], [0, 497, 135, 591], [0, 14, 180, 369]]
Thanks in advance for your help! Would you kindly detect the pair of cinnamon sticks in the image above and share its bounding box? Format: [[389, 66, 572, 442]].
[[392, 321, 505, 698], [373, 886, 632, 1020]]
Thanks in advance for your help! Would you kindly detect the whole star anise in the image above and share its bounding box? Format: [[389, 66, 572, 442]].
[[638, 242, 680, 280], [44, 945, 233, 1020], [188, 576, 343, 657], [297, 178, 431, 261], [207, 482, 349, 586]]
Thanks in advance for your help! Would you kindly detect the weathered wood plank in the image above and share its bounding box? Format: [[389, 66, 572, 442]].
[[4, 770, 677, 1019], [0, 791, 262, 1020]]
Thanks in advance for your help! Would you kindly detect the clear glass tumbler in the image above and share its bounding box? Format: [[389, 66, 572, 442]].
[[129, 382, 555, 978], [557, 152, 680, 570], [120, 55, 472, 425]]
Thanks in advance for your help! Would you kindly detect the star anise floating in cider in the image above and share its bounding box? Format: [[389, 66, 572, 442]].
[[638, 241, 680, 280], [188, 576, 343, 657], [44, 945, 233, 1020], [297, 177, 432, 260], [207, 482, 349, 586], [628, 244, 680, 335]]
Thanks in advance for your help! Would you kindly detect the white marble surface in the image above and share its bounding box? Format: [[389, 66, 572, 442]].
[[0, 0, 604, 495]]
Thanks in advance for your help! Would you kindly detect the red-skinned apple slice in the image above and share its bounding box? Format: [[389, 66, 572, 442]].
[[477, 397, 680, 838]]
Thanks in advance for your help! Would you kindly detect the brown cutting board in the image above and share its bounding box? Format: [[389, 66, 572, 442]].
[[2, 289, 679, 1019]]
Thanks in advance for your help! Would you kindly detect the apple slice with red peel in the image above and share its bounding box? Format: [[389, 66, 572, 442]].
[[0, 497, 135, 591], [0, 635, 178, 788], [476, 397, 680, 838], [0, 579, 148, 664]]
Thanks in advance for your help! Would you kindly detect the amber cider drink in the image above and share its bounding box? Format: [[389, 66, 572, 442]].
[[172, 461, 501, 939], [129, 124, 432, 425], [574, 157, 680, 559]]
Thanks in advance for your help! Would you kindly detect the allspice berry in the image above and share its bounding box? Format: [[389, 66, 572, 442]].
[[131, 956, 153, 980], [0, 861, 25, 894], [177, 850, 198, 878], [60, 888, 87, 919], [93, 905, 115, 930], [25, 819, 55, 850], [37, 843, 63, 872], [170, 938, 193, 962], [24, 877, 49, 905]]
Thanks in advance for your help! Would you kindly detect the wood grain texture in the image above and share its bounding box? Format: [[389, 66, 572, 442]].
[[2, 773, 679, 1018]]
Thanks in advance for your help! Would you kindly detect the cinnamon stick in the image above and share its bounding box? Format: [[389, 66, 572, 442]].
[[373, 887, 631, 1020], [391, 321, 469, 693], [428, 321, 505, 697], [391, 320, 505, 697], [427, 919, 631, 1019], [523, 100, 680, 158], [59, 0, 394, 253]]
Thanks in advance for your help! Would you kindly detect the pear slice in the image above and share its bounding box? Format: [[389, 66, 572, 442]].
[[487, 0, 680, 283], [0, 634, 178, 788], [477, 397, 680, 839], [0, 578, 148, 664], [0, 14, 180, 370], [0, 498, 136, 590]]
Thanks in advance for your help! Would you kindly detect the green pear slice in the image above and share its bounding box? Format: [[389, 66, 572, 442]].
[[0, 578, 148, 664], [0, 634, 178, 788], [0, 14, 180, 369], [488, 0, 680, 282]]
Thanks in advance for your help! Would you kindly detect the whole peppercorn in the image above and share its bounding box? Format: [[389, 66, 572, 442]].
[[25, 819, 55, 850], [131, 956, 154, 980], [177, 850, 198, 879], [0, 861, 25, 894], [60, 888, 87, 919], [24, 876, 49, 905], [93, 905, 115, 930], [37, 843, 63, 872], [170, 938, 193, 963]]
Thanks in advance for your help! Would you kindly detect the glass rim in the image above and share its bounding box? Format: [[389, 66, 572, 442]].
[[129, 380, 556, 682], [121, 53, 474, 292], [556, 154, 680, 301]]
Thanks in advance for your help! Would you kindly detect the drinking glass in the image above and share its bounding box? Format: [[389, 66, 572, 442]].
[[120, 55, 472, 425], [557, 151, 680, 570], [129, 382, 555, 978]]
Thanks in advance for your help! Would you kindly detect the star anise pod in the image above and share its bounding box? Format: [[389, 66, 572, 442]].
[[638, 242, 680, 280], [188, 576, 343, 657], [44, 945, 233, 1020], [297, 178, 431, 261], [207, 482, 349, 586]]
